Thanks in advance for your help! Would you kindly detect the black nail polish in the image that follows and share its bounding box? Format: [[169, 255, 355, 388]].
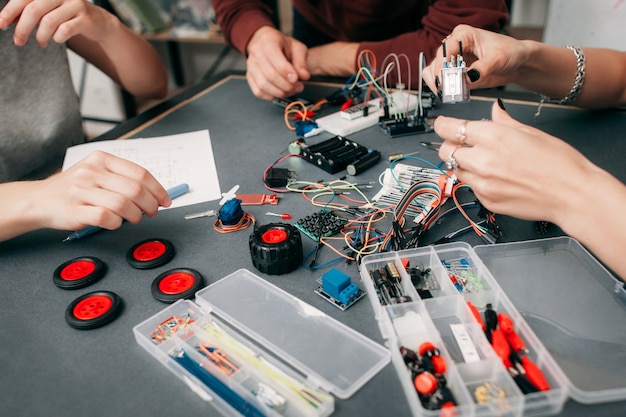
[[467, 68, 480, 82], [497, 97, 507, 111], [435, 76, 440, 89]]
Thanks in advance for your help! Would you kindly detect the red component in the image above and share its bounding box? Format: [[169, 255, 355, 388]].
[[521, 356, 551, 391], [491, 329, 512, 368], [60, 260, 96, 280], [400, 258, 410, 270], [158, 271, 196, 294], [414, 372, 438, 395], [261, 229, 288, 244], [498, 312, 528, 353], [439, 401, 457, 417], [73, 295, 113, 320], [467, 301, 485, 331], [430, 355, 447, 374], [418, 342, 437, 356], [340, 99, 354, 111], [133, 241, 167, 261], [497, 312, 515, 333]]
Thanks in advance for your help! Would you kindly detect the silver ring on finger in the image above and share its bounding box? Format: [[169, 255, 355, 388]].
[[455, 119, 469, 142], [445, 146, 461, 170]]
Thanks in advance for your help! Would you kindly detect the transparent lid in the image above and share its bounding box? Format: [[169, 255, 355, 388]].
[[475, 237, 626, 404], [194, 269, 390, 399]]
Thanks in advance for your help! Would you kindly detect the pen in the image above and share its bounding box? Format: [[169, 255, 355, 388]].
[[62, 183, 190, 242]]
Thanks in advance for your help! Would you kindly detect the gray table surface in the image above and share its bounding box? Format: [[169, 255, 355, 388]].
[[1, 74, 625, 417]]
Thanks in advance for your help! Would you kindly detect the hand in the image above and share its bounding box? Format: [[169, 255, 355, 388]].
[[33, 151, 171, 232], [307, 42, 359, 77], [423, 24, 532, 95], [245, 26, 310, 100], [0, 0, 116, 47], [435, 100, 597, 224]]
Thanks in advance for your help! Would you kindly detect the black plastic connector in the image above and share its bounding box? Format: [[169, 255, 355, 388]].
[[265, 168, 291, 187]]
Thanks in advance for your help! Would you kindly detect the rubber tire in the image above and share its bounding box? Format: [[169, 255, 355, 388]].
[[65, 291, 123, 330], [151, 268, 204, 304], [126, 238, 175, 270], [53, 256, 106, 290], [249, 223, 303, 275]]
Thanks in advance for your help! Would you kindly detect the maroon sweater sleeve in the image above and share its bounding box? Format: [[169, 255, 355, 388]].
[[212, 0, 275, 55], [360, 0, 509, 88]]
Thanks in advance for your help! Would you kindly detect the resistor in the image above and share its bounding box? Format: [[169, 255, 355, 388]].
[[388, 151, 420, 161]]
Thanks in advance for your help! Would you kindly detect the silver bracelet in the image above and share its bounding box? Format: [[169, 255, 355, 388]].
[[535, 46, 586, 116]]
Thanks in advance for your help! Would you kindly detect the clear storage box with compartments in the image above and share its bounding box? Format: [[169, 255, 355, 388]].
[[133, 269, 390, 417], [358, 236, 626, 417]]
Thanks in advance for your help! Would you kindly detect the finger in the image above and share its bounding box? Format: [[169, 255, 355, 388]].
[[246, 69, 287, 100], [491, 100, 545, 137], [35, 4, 79, 46], [12, 0, 57, 46], [0, 0, 29, 29], [287, 39, 310, 80], [434, 116, 483, 146], [75, 185, 145, 225], [92, 151, 170, 209]]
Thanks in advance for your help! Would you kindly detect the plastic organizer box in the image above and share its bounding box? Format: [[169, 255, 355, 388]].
[[358, 236, 626, 417], [133, 269, 390, 417]]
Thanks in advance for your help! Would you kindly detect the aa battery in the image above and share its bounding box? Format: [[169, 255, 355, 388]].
[[346, 150, 381, 176]]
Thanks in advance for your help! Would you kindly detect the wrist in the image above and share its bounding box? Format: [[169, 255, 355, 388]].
[[246, 25, 275, 56]]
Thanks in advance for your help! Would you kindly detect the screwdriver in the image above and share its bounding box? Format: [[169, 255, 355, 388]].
[[266, 212, 292, 219]]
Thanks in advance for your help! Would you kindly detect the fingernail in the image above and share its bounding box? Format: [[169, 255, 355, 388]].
[[497, 97, 507, 111], [435, 75, 440, 89], [467, 68, 480, 82], [287, 72, 298, 83]]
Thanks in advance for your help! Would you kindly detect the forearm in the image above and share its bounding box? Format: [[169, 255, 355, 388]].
[[556, 166, 626, 281], [517, 41, 626, 108], [212, 0, 274, 54], [68, 15, 167, 100], [0, 181, 46, 242]]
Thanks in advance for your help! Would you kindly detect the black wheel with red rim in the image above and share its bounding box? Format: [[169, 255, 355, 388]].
[[53, 256, 106, 290], [151, 268, 204, 303], [249, 223, 303, 275], [65, 291, 123, 330], [126, 238, 175, 269]]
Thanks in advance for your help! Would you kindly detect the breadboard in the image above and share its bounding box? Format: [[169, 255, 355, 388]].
[[316, 91, 419, 136]]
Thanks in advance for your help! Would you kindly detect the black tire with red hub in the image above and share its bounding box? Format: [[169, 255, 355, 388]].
[[127, 238, 175, 269], [65, 291, 123, 330], [249, 223, 303, 275], [151, 268, 204, 303], [53, 256, 106, 290]]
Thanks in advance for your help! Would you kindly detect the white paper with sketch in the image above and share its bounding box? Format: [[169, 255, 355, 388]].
[[62, 129, 222, 209]]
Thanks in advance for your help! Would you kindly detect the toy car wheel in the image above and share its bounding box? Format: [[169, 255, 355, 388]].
[[249, 223, 303, 275], [65, 291, 123, 330], [53, 256, 106, 290], [127, 238, 175, 269], [151, 268, 204, 303]]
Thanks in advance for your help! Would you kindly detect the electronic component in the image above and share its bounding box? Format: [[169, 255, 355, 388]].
[[315, 268, 365, 311], [346, 150, 381, 176], [368, 262, 412, 305], [440, 40, 469, 104], [264, 167, 293, 187], [340, 102, 379, 120], [249, 223, 303, 275], [294, 209, 347, 241], [300, 135, 377, 174], [316, 90, 419, 136], [272, 95, 311, 108]]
